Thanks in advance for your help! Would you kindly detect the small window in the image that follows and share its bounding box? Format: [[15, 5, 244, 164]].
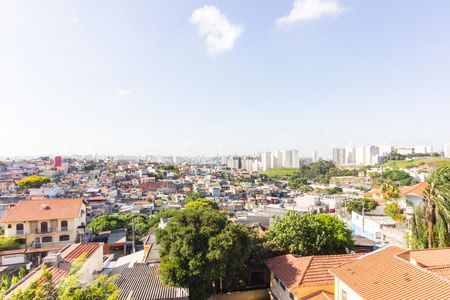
[[42, 236, 52, 243], [274, 275, 279, 283], [342, 290, 347, 300], [279, 281, 286, 291], [289, 292, 295, 300], [7, 224, 11, 228], [59, 235, 70, 241], [16, 238, 26, 245]]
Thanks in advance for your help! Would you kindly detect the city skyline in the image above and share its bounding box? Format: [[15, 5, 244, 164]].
[[1, 0, 450, 156]]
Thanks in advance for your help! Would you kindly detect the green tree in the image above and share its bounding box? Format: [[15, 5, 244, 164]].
[[148, 208, 178, 228], [87, 214, 153, 240], [345, 198, 377, 214], [17, 176, 51, 189], [184, 199, 219, 210], [410, 166, 450, 249], [384, 202, 405, 221], [10, 254, 118, 300], [87, 215, 126, 234], [183, 192, 202, 203], [208, 223, 251, 291], [158, 207, 252, 299], [266, 211, 353, 256], [0, 237, 20, 251], [381, 183, 401, 200]]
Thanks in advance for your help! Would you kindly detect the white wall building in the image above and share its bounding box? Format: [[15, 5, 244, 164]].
[[445, 142, 450, 158]]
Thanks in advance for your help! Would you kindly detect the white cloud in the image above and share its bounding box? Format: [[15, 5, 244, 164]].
[[276, 0, 346, 27], [189, 5, 243, 56], [116, 89, 132, 96]]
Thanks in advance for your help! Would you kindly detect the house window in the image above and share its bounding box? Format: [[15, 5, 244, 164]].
[[16, 238, 26, 245], [342, 290, 347, 300], [61, 220, 68, 231], [42, 236, 52, 243], [274, 275, 279, 283], [59, 235, 70, 241], [16, 223, 24, 234], [279, 281, 286, 291], [41, 222, 49, 233], [289, 292, 295, 300], [7, 224, 11, 229]]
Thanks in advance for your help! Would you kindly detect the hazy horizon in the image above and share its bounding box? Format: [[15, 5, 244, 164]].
[[1, 0, 449, 157]]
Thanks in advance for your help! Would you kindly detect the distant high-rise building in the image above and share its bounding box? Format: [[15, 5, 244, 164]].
[[260, 152, 272, 171], [380, 145, 393, 156], [445, 142, 450, 158], [54, 156, 62, 167], [312, 151, 318, 163], [345, 147, 355, 165], [365, 145, 380, 165], [355, 146, 365, 165], [332, 148, 346, 165], [414, 145, 433, 154], [396, 146, 415, 155], [282, 149, 300, 168]]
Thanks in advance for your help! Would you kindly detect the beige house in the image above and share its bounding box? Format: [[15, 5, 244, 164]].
[[0, 198, 86, 248]]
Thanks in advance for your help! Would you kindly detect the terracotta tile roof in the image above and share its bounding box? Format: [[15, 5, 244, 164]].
[[330, 246, 450, 300], [399, 182, 428, 197], [300, 290, 333, 300], [0, 198, 84, 222], [60, 243, 103, 263], [408, 247, 450, 267], [6, 243, 102, 296], [265, 253, 359, 290]]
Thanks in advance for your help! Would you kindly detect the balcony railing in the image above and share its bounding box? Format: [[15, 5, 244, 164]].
[[34, 227, 72, 234], [35, 228, 53, 234], [16, 230, 25, 235]]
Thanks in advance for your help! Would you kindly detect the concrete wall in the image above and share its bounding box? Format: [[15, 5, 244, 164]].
[[208, 289, 269, 300], [334, 278, 363, 300]]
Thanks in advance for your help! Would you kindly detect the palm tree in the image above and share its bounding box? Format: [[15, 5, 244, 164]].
[[411, 182, 450, 249]]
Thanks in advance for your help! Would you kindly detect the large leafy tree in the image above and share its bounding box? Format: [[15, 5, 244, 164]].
[[17, 176, 51, 189], [87, 213, 152, 240], [158, 207, 253, 299], [266, 211, 353, 256], [184, 199, 219, 210], [411, 166, 450, 249], [345, 198, 377, 214]]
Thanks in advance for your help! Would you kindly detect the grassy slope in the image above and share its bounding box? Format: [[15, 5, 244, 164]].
[[381, 158, 450, 169], [260, 168, 298, 179]]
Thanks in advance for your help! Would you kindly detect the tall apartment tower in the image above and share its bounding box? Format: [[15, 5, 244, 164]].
[[312, 151, 318, 163], [332, 148, 346, 165], [445, 142, 450, 158]]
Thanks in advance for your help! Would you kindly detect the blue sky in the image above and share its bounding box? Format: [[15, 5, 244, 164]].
[[1, 0, 449, 157]]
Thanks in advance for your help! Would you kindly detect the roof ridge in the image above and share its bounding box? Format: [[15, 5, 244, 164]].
[[392, 253, 450, 285], [297, 256, 313, 286]]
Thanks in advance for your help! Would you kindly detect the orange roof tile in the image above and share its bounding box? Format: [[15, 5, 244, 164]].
[[60, 243, 103, 263], [330, 246, 450, 300], [399, 182, 428, 197], [0, 198, 84, 222], [265, 253, 359, 290], [300, 290, 333, 300]]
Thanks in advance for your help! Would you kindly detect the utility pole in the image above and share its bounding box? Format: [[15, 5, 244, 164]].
[[132, 216, 136, 253], [361, 200, 365, 233]]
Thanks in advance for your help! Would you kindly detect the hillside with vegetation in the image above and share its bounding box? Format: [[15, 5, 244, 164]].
[[381, 157, 450, 169]]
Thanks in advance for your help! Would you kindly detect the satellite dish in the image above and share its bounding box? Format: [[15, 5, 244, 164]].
[[345, 247, 350, 254], [351, 250, 356, 255]]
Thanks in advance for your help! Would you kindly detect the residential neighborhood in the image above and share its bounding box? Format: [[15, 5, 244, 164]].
[[1, 0, 450, 299]]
